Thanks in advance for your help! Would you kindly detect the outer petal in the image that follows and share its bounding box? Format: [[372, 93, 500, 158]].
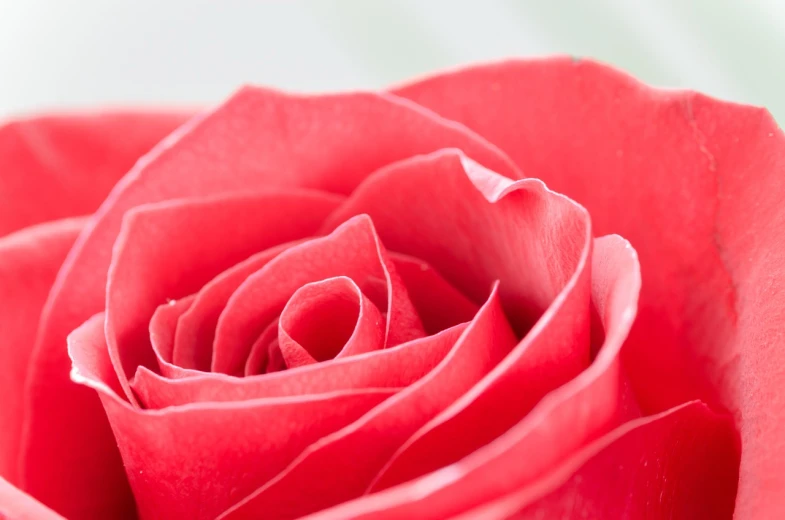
[[452, 402, 738, 520], [326, 149, 592, 488], [0, 218, 84, 484], [324, 149, 588, 334], [69, 314, 396, 520], [0, 476, 65, 520], [393, 58, 785, 517], [301, 235, 643, 520], [0, 111, 191, 237], [23, 89, 519, 516]]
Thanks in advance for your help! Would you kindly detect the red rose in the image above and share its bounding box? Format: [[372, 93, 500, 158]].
[[1, 58, 782, 519]]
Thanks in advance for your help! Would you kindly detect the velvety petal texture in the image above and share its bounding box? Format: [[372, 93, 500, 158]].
[[276, 276, 385, 367], [295, 234, 651, 520], [105, 190, 343, 400], [3, 57, 779, 520], [0, 218, 84, 484], [221, 286, 516, 519], [22, 86, 520, 518], [70, 313, 397, 520], [0, 476, 65, 520], [452, 402, 738, 519], [170, 242, 297, 373], [134, 324, 465, 409], [211, 215, 424, 375], [62, 104, 600, 519], [394, 58, 784, 517], [0, 111, 191, 237]]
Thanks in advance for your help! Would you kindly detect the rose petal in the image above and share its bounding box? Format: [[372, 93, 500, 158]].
[[388, 253, 479, 334], [451, 402, 738, 519], [278, 277, 385, 368], [325, 149, 592, 488], [0, 218, 84, 484], [394, 58, 785, 516], [245, 318, 281, 375], [0, 111, 191, 237], [265, 339, 286, 374], [285, 235, 639, 519], [162, 250, 473, 378], [106, 190, 341, 403], [171, 242, 297, 372], [132, 254, 470, 409], [0, 476, 65, 520], [132, 324, 464, 409], [69, 313, 398, 520], [147, 295, 201, 379], [324, 149, 588, 334], [213, 215, 424, 375], [220, 284, 516, 519], [25, 88, 519, 513]]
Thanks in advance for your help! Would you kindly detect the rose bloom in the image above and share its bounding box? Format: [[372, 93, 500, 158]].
[[0, 58, 783, 520]]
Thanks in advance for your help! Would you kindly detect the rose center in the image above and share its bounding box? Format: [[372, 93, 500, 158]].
[[280, 278, 362, 366]]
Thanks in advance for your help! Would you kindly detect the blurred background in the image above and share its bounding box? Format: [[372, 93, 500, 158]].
[[1, 0, 783, 124]]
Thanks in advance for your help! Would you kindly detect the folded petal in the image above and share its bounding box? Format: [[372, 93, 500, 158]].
[[69, 314, 397, 520], [326, 149, 592, 487], [278, 277, 385, 368], [147, 295, 199, 378], [325, 149, 589, 335], [24, 88, 519, 513], [452, 402, 738, 519], [394, 58, 785, 516], [220, 285, 516, 519], [245, 319, 282, 375], [132, 325, 463, 409], [296, 235, 641, 519], [173, 242, 297, 372], [213, 215, 424, 375], [388, 253, 478, 334], [106, 190, 341, 403], [136, 250, 476, 397], [0, 476, 65, 520], [0, 218, 84, 485], [241, 252, 478, 374], [0, 111, 191, 237]]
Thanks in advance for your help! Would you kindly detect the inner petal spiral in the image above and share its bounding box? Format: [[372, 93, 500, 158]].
[[278, 276, 385, 368], [212, 214, 425, 376]]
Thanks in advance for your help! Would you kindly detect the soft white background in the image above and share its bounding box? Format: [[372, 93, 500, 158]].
[[1, 0, 783, 124]]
